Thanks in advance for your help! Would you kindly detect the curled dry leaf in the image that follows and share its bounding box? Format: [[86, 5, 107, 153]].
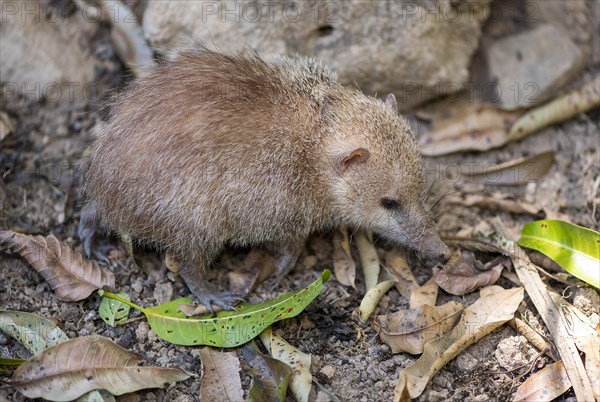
[[0, 231, 115, 301], [332, 226, 356, 288], [393, 287, 523, 400], [418, 104, 521, 156], [508, 75, 600, 142], [359, 280, 396, 322], [199, 348, 243, 402], [385, 249, 418, 299], [468, 151, 555, 185], [355, 231, 380, 292], [375, 301, 463, 354], [409, 279, 439, 309], [508, 318, 556, 360], [260, 327, 313, 402], [8, 336, 192, 401], [242, 342, 291, 402], [432, 250, 509, 295], [513, 361, 571, 402]]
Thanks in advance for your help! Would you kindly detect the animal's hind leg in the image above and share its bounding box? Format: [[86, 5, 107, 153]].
[[78, 203, 114, 264], [265, 240, 305, 284]]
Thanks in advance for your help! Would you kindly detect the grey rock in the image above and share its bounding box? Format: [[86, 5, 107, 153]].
[[0, 0, 98, 104], [142, 0, 491, 110], [530, 0, 595, 64], [485, 24, 586, 109]]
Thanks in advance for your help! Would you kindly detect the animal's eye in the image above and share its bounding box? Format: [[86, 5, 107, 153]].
[[381, 198, 400, 210]]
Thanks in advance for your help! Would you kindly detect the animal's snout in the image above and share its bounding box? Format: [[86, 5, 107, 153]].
[[433, 244, 451, 263]]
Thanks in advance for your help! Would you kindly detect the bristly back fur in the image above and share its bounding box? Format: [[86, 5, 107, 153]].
[[81, 48, 441, 272]]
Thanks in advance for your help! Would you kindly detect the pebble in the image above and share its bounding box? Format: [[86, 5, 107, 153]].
[[485, 24, 585, 109], [320, 364, 336, 380], [135, 322, 150, 343]]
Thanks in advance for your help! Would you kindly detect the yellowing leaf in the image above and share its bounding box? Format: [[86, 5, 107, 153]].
[[99, 270, 330, 347], [355, 231, 380, 292], [0, 231, 115, 301], [513, 361, 571, 402], [359, 280, 396, 322], [199, 348, 243, 402], [9, 336, 192, 401], [376, 301, 463, 354], [0, 310, 68, 354], [393, 287, 523, 400], [518, 220, 600, 289], [508, 75, 600, 142]]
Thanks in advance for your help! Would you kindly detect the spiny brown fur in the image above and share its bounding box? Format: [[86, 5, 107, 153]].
[[81, 49, 448, 295]]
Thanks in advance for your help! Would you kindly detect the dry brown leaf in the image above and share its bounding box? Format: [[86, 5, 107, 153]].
[[409, 279, 439, 309], [199, 348, 243, 402], [509, 75, 600, 142], [549, 292, 600, 401], [332, 226, 356, 288], [394, 287, 523, 400], [0, 231, 115, 301], [509, 243, 596, 401], [9, 336, 191, 401], [385, 249, 418, 299], [513, 361, 571, 402], [418, 105, 521, 156], [432, 250, 509, 295], [469, 151, 555, 185], [375, 301, 463, 354], [228, 249, 275, 295], [451, 194, 543, 215], [355, 231, 380, 292]]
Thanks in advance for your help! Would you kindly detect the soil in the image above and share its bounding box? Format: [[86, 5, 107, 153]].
[[1, 3, 599, 402]]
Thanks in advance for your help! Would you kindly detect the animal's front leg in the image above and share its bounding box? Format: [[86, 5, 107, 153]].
[[180, 258, 244, 313]]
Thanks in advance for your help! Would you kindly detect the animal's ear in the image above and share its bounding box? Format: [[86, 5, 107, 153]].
[[336, 148, 370, 174], [385, 93, 397, 114]]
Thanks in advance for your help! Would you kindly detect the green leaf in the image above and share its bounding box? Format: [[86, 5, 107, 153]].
[[518, 220, 600, 289], [0, 357, 26, 372], [0, 310, 69, 354], [99, 270, 330, 347], [99, 292, 131, 327]]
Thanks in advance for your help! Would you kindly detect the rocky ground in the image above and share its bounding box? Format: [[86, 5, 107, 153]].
[[1, 1, 599, 401]]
